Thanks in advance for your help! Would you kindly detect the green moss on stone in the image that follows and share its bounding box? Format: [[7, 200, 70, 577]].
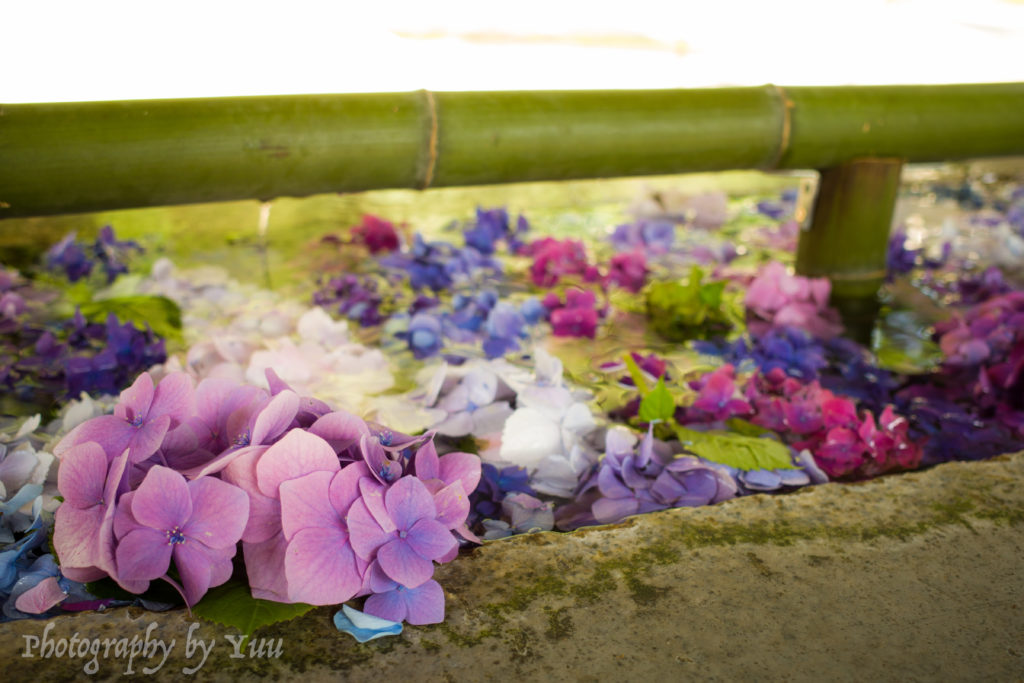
[[544, 607, 574, 640]]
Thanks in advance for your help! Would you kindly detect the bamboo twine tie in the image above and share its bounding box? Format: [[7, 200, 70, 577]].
[[769, 84, 795, 169], [418, 89, 440, 190]]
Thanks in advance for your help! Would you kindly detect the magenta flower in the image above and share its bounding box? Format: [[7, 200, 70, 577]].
[[527, 238, 597, 287], [112, 466, 248, 605], [547, 288, 602, 338], [53, 442, 130, 583], [346, 476, 456, 589], [814, 427, 867, 475], [55, 372, 195, 463], [351, 214, 400, 254], [363, 561, 445, 625], [605, 250, 648, 293], [688, 365, 751, 422]]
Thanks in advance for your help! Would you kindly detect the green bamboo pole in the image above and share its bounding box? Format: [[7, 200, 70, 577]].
[[795, 158, 904, 340], [2, 83, 1023, 219]]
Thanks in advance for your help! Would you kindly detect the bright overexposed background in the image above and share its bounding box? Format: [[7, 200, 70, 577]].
[[4, 0, 1024, 103]]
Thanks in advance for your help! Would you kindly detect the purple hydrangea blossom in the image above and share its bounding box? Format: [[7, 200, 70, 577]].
[[55, 371, 194, 464], [887, 228, 951, 280], [695, 327, 828, 382], [609, 220, 675, 253], [482, 302, 529, 359], [46, 227, 142, 284], [934, 291, 1024, 408], [468, 463, 535, 526], [955, 266, 1013, 305], [50, 369, 478, 623], [312, 275, 385, 327], [556, 427, 736, 530], [463, 207, 530, 255], [380, 234, 501, 293], [362, 563, 444, 625], [404, 313, 445, 359], [1, 307, 166, 404], [113, 466, 248, 606], [682, 365, 752, 423], [346, 475, 457, 589]]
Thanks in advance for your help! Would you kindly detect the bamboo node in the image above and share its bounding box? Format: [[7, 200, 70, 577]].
[[818, 269, 889, 282], [417, 89, 439, 190], [768, 84, 794, 169]]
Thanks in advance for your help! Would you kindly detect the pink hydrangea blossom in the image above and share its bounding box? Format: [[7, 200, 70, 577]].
[[113, 466, 248, 605], [745, 262, 843, 339]]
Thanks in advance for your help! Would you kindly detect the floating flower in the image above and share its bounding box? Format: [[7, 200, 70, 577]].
[[351, 214, 400, 254], [686, 365, 753, 422], [526, 238, 599, 288], [113, 466, 248, 605], [405, 313, 445, 359], [55, 371, 194, 464], [463, 207, 529, 255], [608, 220, 675, 254], [745, 262, 843, 339], [545, 288, 602, 339], [558, 426, 736, 530], [347, 475, 457, 589], [605, 250, 648, 293], [312, 274, 385, 327]]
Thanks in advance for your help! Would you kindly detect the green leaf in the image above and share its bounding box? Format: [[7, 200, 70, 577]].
[[621, 353, 650, 395], [673, 425, 796, 470], [78, 295, 183, 342], [638, 377, 675, 423], [644, 269, 740, 342], [192, 580, 315, 636], [724, 417, 773, 438]]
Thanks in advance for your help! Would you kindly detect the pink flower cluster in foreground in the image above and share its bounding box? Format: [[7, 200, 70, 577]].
[[745, 262, 843, 339], [52, 371, 478, 624]]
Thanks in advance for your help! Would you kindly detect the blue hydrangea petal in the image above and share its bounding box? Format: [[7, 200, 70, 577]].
[[333, 604, 403, 643]]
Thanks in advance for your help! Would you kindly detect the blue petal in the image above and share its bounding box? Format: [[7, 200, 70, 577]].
[[333, 604, 403, 643]]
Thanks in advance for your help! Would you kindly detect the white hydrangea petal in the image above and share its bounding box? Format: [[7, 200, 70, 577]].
[[500, 408, 562, 470], [469, 402, 514, 437], [434, 411, 475, 438]]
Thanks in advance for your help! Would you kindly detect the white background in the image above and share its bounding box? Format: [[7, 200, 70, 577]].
[[4, 0, 1023, 103]]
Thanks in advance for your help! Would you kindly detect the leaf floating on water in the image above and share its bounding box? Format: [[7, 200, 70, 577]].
[[638, 377, 675, 423], [673, 426, 796, 471]]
